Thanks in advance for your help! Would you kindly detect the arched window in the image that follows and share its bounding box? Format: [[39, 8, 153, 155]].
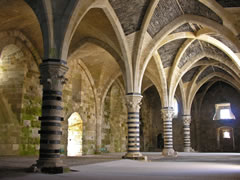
[[173, 98, 179, 118]]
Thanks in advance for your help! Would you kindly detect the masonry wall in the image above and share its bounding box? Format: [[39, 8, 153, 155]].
[[62, 59, 97, 155], [141, 86, 163, 152], [193, 82, 240, 152], [140, 86, 184, 152], [101, 81, 127, 152], [0, 43, 41, 155]]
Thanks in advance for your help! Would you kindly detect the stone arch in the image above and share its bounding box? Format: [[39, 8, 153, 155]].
[[64, 3, 133, 92], [0, 31, 41, 66], [188, 73, 240, 111], [138, 15, 240, 95]]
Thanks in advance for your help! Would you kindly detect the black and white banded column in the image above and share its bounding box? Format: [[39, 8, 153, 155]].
[[161, 107, 176, 157], [123, 93, 146, 160], [183, 115, 192, 152], [36, 59, 68, 173]]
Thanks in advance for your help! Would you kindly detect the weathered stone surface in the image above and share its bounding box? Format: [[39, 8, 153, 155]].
[[102, 81, 127, 152], [171, 23, 194, 34], [109, 0, 150, 35], [196, 66, 215, 83], [201, 41, 231, 61], [141, 86, 163, 152], [0, 42, 41, 156], [158, 38, 186, 68], [211, 35, 239, 53], [179, 40, 202, 68], [192, 82, 240, 152], [178, 0, 222, 24], [182, 66, 200, 83], [216, 0, 240, 7], [214, 67, 233, 78], [148, 0, 182, 37]]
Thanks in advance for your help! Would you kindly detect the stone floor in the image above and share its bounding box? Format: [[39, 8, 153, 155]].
[[1, 152, 240, 180]]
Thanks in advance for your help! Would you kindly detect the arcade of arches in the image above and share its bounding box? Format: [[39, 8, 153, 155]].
[[0, 0, 240, 173]]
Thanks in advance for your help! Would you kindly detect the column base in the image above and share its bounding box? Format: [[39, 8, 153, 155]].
[[162, 148, 178, 157], [28, 159, 69, 174], [122, 152, 147, 161], [184, 147, 191, 152]]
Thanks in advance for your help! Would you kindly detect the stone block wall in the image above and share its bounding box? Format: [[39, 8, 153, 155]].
[[62, 59, 97, 155], [0, 43, 41, 155], [102, 81, 127, 152], [141, 86, 163, 152], [141, 85, 184, 152], [192, 82, 240, 152]]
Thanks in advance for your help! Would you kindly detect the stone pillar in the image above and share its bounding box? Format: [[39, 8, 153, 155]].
[[183, 115, 192, 152], [161, 107, 177, 157], [123, 94, 146, 160], [36, 59, 68, 173]]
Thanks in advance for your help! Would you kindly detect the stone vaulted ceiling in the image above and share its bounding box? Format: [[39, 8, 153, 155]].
[[108, 0, 240, 105]]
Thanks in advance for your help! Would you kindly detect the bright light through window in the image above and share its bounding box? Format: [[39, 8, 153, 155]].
[[220, 109, 231, 119], [173, 98, 178, 117], [223, 131, 230, 139], [213, 103, 236, 120]]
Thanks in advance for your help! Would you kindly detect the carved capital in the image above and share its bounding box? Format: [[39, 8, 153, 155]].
[[125, 94, 142, 112], [183, 115, 191, 125], [39, 61, 68, 91], [161, 107, 174, 120]]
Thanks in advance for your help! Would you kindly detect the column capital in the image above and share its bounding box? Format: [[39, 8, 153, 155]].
[[125, 94, 142, 112], [161, 107, 174, 120], [182, 115, 191, 125], [39, 59, 68, 91]]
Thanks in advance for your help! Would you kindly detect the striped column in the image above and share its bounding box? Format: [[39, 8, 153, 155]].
[[161, 107, 176, 157], [183, 115, 192, 152], [123, 93, 146, 160], [36, 59, 68, 173]]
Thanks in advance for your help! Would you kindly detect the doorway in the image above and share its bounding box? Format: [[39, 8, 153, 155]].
[[67, 112, 83, 156], [217, 126, 235, 152]]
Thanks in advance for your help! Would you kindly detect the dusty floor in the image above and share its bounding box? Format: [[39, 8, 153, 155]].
[[1, 152, 240, 180]]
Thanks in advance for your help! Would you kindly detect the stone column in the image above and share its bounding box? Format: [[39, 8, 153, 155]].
[[123, 94, 146, 160], [36, 59, 68, 173], [183, 115, 192, 152], [161, 107, 177, 157]]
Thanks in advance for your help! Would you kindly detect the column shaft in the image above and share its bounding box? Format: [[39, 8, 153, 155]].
[[161, 107, 176, 157], [123, 93, 146, 160], [183, 115, 192, 152], [36, 59, 68, 173]]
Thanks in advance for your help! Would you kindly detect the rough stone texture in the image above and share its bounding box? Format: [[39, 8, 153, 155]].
[[62, 59, 97, 155], [171, 23, 194, 34], [211, 35, 239, 53], [148, 0, 182, 37], [193, 24, 201, 31], [192, 82, 240, 152], [201, 41, 231, 61], [214, 67, 231, 77], [182, 66, 200, 83], [102, 81, 127, 152], [109, 0, 150, 35], [178, 0, 223, 24], [216, 0, 240, 8], [158, 38, 186, 68], [196, 66, 215, 83], [141, 86, 183, 152], [0, 43, 41, 156], [141, 86, 163, 152], [178, 40, 202, 68]]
